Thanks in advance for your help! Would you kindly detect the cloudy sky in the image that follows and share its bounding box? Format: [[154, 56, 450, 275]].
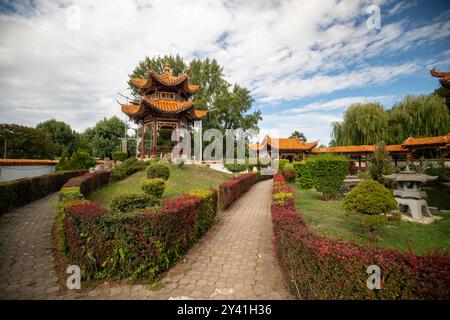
[[0, 0, 449, 145]]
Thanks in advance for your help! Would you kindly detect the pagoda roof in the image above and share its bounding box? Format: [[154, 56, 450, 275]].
[[431, 68, 450, 89], [130, 64, 199, 93], [142, 96, 195, 113], [311, 145, 375, 153], [119, 99, 208, 119]]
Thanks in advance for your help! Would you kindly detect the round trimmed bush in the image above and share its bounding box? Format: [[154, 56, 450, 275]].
[[141, 178, 166, 198], [110, 193, 160, 212], [146, 163, 170, 181], [343, 179, 397, 215]]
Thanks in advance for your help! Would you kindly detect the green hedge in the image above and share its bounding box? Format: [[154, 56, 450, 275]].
[[112, 152, 128, 162], [0, 170, 86, 214], [110, 194, 160, 212], [62, 171, 111, 197], [293, 154, 348, 199], [61, 189, 218, 281], [293, 161, 313, 189]]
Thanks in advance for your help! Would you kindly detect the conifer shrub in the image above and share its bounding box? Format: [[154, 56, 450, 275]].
[[343, 179, 397, 215], [146, 163, 170, 181], [141, 178, 166, 198]]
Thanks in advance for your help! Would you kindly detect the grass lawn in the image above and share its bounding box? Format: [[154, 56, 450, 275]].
[[290, 183, 450, 254], [90, 164, 233, 208]]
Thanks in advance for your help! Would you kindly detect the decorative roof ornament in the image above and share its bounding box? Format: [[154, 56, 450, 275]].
[[431, 68, 450, 89]]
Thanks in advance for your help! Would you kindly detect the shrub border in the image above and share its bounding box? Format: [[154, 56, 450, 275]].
[[271, 173, 450, 299]]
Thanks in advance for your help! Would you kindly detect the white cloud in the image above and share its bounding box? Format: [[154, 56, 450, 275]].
[[286, 95, 395, 113], [0, 0, 448, 133]]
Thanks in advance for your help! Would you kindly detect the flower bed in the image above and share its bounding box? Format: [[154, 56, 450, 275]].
[[62, 171, 111, 197], [219, 172, 259, 209], [271, 173, 450, 299], [0, 169, 86, 214], [61, 189, 217, 281]]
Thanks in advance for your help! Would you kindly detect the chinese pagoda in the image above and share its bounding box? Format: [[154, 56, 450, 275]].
[[431, 68, 450, 89], [119, 64, 208, 158]]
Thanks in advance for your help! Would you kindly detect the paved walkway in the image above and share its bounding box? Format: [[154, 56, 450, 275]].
[[0, 179, 291, 300]]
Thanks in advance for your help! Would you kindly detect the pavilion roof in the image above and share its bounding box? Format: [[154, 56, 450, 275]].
[[249, 136, 318, 151], [130, 64, 199, 93], [431, 68, 450, 89], [311, 145, 375, 153], [402, 133, 450, 147]]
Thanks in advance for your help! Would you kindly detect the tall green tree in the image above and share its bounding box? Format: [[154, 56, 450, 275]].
[[289, 131, 307, 142], [0, 124, 58, 159], [81, 116, 126, 159], [128, 55, 261, 135], [36, 119, 79, 155], [331, 103, 389, 146]]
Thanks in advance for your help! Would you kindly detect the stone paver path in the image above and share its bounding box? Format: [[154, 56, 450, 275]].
[[0, 193, 60, 299], [0, 179, 291, 300]]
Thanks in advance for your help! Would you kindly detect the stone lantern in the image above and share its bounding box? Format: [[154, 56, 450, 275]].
[[383, 167, 438, 220]]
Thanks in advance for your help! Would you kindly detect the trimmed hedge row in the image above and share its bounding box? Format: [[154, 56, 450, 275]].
[[0, 170, 86, 214], [62, 171, 111, 197], [271, 173, 450, 299], [61, 189, 218, 281], [219, 172, 259, 210]]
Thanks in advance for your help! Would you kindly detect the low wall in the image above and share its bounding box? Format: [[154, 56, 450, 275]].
[[0, 159, 58, 181]]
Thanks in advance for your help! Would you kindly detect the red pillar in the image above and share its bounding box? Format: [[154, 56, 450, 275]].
[[152, 120, 157, 156], [141, 124, 145, 158]]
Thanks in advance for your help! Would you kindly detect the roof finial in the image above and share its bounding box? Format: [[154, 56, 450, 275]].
[[163, 63, 171, 73]]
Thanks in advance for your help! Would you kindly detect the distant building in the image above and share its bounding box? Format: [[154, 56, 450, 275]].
[[0, 159, 57, 181]]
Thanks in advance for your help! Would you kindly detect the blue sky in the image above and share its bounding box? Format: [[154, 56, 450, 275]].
[[0, 0, 449, 145]]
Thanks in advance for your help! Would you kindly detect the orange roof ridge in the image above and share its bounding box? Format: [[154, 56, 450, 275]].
[[402, 133, 450, 146]]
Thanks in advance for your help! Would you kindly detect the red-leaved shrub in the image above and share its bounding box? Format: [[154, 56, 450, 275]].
[[63, 171, 111, 196], [219, 173, 259, 209], [0, 169, 87, 214], [63, 189, 218, 281], [271, 173, 450, 299]]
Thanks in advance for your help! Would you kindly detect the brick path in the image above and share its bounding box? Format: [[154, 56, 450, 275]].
[[0, 179, 291, 300]]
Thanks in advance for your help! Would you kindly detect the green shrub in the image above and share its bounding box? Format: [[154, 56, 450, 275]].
[[57, 150, 96, 171], [225, 163, 248, 173], [343, 179, 397, 215], [111, 158, 148, 181], [146, 163, 170, 181], [293, 161, 314, 189], [141, 178, 166, 198], [307, 154, 348, 199], [275, 159, 289, 171], [369, 142, 397, 188], [110, 193, 160, 212], [112, 151, 128, 162]]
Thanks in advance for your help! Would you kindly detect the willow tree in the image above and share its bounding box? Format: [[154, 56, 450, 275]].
[[331, 94, 450, 146], [331, 103, 389, 146], [387, 94, 450, 144]]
